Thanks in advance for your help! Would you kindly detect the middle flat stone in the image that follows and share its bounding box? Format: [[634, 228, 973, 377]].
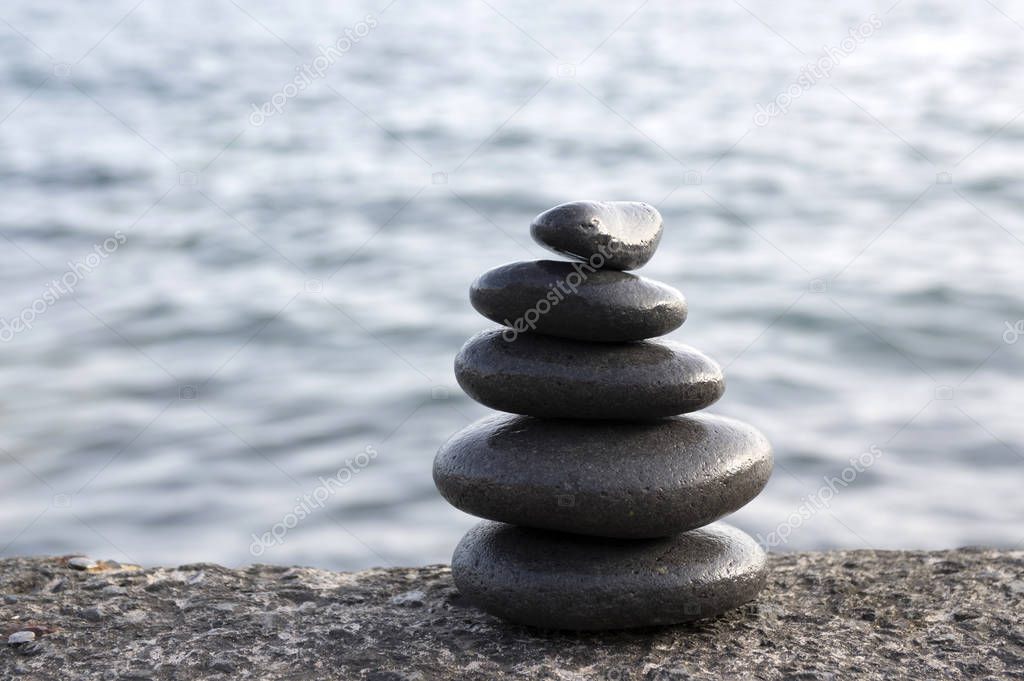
[[469, 260, 687, 342], [434, 412, 772, 538], [454, 329, 725, 419]]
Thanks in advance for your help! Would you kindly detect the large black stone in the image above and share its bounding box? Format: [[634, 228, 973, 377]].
[[454, 330, 724, 419], [530, 200, 663, 271], [469, 260, 687, 342], [452, 521, 767, 630], [434, 413, 771, 538]]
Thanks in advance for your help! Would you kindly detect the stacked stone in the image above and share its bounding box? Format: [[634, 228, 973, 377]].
[[434, 201, 773, 630]]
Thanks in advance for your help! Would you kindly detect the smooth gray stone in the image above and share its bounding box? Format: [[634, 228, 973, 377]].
[[469, 260, 687, 342], [434, 413, 772, 538], [530, 201, 663, 270], [453, 521, 767, 630], [454, 330, 724, 419]]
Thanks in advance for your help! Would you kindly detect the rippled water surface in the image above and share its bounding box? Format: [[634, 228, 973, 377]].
[[1, 0, 1023, 569]]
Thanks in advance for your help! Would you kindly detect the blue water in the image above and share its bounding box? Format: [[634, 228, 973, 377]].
[[1, 0, 1022, 570]]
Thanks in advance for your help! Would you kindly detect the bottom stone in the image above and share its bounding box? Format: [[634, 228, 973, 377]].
[[452, 521, 767, 630]]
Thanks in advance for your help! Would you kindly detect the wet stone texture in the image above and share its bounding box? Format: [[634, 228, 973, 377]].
[[434, 413, 772, 538], [1, 550, 1022, 680], [469, 260, 687, 342], [454, 330, 725, 420], [530, 201, 663, 271], [452, 522, 768, 630]]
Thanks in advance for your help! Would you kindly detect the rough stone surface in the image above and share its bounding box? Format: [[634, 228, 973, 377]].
[[469, 260, 687, 342], [455, 329, 725, 419], [530, 200, 663, 270], [434, 413, 772, 537], [1, 550, 1021, 679], [453, 522, 767, 630]]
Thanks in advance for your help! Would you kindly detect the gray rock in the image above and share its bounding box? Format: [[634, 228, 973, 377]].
[[67, 556, 97, 570], [7, 631, 35, 645], [454, 329, 724, 419], [0, 551, 1021, 678], [210, 658, 235, 673], [452, 521, 767, 630], [388, 590, 426, 607], [80, 606, 103, 622], [434, 412, 772, 538], [469, 260, 687, 342], [530, 200, 663, 270]]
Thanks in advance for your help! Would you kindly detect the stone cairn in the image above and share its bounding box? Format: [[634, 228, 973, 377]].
[[433, 201, 773, 630]]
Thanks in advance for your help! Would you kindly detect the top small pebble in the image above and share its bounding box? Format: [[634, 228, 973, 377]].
[[530, 200, 663, 270]]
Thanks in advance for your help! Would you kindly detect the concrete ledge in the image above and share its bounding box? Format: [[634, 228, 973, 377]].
[[2, 549, 1022, 679]]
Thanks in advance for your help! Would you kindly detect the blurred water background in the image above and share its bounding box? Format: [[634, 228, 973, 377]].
[[1, 0, 1022, 570]]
